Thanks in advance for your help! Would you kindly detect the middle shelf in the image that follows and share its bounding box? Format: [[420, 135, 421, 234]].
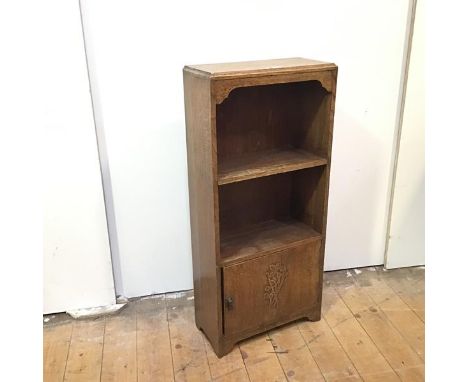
[[218, 149, 327, 185]]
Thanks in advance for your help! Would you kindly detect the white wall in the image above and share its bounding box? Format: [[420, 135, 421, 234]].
[[81, 0, 411, 297], [43, 1, 116, 313], [386, 0, 425, 269]]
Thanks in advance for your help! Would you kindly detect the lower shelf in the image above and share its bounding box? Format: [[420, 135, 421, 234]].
[[219, 219, 321, 266]]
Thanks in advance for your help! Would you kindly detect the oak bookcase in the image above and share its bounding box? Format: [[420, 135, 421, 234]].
[[183, 58, 338, 357]]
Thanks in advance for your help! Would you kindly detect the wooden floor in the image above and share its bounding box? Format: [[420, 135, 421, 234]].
[[44, 266, 425, 382]]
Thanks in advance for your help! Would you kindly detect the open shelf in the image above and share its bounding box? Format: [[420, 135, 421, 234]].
[[218, 149, 327, 185], [220, 219, 321, 266], [216, 80, 331, 187], [218, 167, 327, 265]]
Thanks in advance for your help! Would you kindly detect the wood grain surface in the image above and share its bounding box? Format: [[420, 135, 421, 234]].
[[44, 266, 425, 381], [218, 149, 327, 185], [184, 59, 338, 356]]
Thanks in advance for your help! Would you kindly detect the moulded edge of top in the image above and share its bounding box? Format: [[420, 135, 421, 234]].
[[183, 57, 337, 79]]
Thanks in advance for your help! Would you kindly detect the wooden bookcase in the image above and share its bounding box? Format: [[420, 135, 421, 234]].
[[183, 58, 337, 357]]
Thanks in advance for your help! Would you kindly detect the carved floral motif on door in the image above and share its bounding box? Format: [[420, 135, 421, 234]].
[[264, 262, 288, 308]]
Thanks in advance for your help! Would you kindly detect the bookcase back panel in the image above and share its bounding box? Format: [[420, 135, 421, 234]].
[[218, 174, 292, 233], [219, 167, 326, 237], [216, 80, 330, 162]]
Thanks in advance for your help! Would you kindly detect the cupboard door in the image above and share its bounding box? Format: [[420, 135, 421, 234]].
[[222, 240, 321, 337]]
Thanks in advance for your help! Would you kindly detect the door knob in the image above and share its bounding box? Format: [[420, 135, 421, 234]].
[[225, 296, 234, 310]]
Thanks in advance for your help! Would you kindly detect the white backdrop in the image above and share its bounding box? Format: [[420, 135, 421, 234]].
[[81, 0, 411, 298], [386, 0, 425, 268], [43, 1, 116, 313]]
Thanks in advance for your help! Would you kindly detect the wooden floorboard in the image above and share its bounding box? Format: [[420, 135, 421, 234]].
[[238, 333, 287, 382], [63, 318, 105, 382], [203, 337, 249, 382], [379, 267, 425, 322], [351, 267, 425, 360], [44, 267, 425, 382], [136, 295, 175, 381], [166, 291, 212, 382], [297, 317, 361, 381], [269, 323, 325, 381], [100, 303, 137, 382], [321, 279, 400, 381], [43, 320, 73, 382], [326, 270, 424, 381]]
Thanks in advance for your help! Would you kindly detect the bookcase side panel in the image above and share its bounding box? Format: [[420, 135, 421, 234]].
[[319, 68, 338, 240], [316, 67, 338, 311], [183, 71, 222, 344]]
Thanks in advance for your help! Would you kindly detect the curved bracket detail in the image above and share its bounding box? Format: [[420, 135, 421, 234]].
[[318, 78, 333, 93], [215, 87, 234, 104], [215, 77, 333, 105]]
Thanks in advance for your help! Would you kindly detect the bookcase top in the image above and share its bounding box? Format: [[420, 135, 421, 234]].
[[185, 57, 336, 78]]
